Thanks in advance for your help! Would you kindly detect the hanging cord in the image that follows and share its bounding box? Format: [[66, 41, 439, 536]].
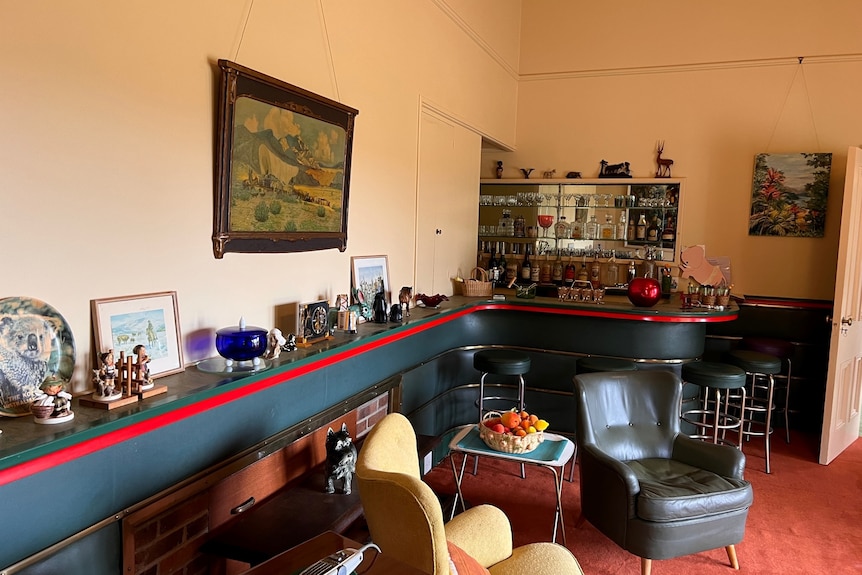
[[318, 0, 341, 101], [233, 0, 256, 62], [765, 57, 821, 152], [799, 58, 822, 151]]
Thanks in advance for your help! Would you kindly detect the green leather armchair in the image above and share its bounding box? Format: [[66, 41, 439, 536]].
[[573, 370, 754, 575], [356, 412, 583, 575]]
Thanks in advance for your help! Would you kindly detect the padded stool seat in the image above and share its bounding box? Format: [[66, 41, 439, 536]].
[[473, 349, 531, 375], [725, 350, 781, 375], [681, 362, 747, 389], [577, 357, 637, 374], [725, 349, 781, 473], [742, 338, 794, 445], [681, 362, 747, 448]]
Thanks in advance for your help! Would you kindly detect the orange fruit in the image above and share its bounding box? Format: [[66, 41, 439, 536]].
[[529, 414, 539, 424], [514, 428, 527, 437], [500, 411, 521, 429], [534, 419, 549, 431], [520, 419, 531, 430], [519, 410, 529, 420]]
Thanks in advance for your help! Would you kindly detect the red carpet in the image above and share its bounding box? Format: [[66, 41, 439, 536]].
[[424, 431, 862, 574]]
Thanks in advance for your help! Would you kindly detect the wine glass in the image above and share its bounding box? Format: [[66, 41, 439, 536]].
[[537, 214, 554, 238]]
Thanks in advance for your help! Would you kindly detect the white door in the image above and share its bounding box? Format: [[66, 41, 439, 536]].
[[415, 108, 480, 295], [819, 146, 862, 464]]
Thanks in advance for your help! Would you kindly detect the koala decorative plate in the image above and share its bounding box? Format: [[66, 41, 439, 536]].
[[0, 297, 76, 417]]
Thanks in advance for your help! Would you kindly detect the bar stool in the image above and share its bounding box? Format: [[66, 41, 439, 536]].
[[725, 349, 782, 474], [474, 349, 530, 418], [473, 349, 531, 477], [742, 337, 793, 444], [576, 356, 638, 374], [680, 362, 747, 448]]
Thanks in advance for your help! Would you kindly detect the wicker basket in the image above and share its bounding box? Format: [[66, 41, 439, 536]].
[[463, 267, 493, 297], [479, 412, 544, 454]]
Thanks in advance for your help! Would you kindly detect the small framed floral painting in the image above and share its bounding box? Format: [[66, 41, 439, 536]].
[[749, 152, 831, 237]]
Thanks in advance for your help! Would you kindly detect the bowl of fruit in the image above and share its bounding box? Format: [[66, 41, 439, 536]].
[[479, 409, 549, 454]]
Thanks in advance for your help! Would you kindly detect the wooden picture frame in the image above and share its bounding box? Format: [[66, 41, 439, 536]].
[[91, 291, 184, 379], [213, 60, 359, 258], [351, 255, 391, 308]]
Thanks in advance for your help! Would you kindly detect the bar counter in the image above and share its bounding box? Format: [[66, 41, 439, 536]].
[[0, 294, 735, 569]]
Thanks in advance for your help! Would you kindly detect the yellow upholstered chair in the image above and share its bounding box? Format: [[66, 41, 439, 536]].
[[356, 412, 583, 575]]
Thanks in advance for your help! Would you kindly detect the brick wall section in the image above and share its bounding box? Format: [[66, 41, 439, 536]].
[[133, 491, 213, 574], [356, 394, 388, 437]]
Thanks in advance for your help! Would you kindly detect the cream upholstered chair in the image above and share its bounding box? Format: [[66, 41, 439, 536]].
[[356, 412, 583, 575]]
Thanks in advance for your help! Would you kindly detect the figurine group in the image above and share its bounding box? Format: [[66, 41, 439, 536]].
[[507, 140, 673, 181], [92, 345, 151, 402]]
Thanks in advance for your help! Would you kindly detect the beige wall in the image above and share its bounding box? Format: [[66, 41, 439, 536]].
[[0, 0, 521, 391], [490, 0, 862, 300]]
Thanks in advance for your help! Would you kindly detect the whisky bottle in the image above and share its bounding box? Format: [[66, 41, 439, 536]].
[[585, 215, 599, 240], [636, 213, 647, 240], [647, 216, 661, 243], [661, 216, 676, 243], [520, 247, 532, 281]]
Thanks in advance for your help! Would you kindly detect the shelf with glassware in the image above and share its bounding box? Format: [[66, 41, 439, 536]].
[[477, 179, 683, 292]]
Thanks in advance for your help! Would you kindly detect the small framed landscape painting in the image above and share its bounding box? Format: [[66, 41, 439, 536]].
[[749, 152, 831, 237], [91, 292, 184, 379], [351, 256, 391, 308]]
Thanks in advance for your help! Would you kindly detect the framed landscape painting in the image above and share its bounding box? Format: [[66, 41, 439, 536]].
[[749, 152, 831, 237], [91, 292, 184, 379], [351, 255, 390, 308], [213, 60, 359, 258]]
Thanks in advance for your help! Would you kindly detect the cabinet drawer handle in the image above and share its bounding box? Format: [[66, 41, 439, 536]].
[[231, 497, 255, 514]]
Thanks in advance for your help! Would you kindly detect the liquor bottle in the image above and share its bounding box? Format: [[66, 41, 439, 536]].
[[590, 258, 602, 288], [606, 252, 619, 286], [554, 216, 570, 239], [498, 243, 509, 283], [498, 209, 514, 237], [617, 212, 627, 240], [585, 215, 599, 240], [552, 253, 564, 285], [636, 213, 647, 240], [570, 217, 584, 240], [627, 261, 637, 284], [531, 261, 541, 282], [487, 244, 500, 284], [600, 215, 615, 240], [661, 264, 673, 296], [627, 214, 635, 241], [520, 246, 532, 281], [564, 258, 576, 283], [514, 213, 526, 238], [577, 261, 589, 283], [661, 216, 676, 243], [647, 216, 661, 243]]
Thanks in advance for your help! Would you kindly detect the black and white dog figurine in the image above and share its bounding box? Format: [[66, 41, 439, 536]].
[[324, 423, 357, 495]]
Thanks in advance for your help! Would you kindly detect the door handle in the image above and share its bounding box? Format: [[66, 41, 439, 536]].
[[841, 317, 853, 326]]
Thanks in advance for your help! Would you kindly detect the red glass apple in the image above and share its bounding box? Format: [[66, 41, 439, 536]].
[[627, 277, 662, 307]]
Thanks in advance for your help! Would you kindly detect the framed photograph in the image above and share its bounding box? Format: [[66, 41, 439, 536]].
[[213, 59, 359, 258], [750, 152, 832, 237], [91, 292, 184, 379], [351, 255, 391, 308]]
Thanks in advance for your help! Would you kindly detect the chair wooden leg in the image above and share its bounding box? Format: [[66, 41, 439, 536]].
[[641, 557, 652, 575], [726, 545, 739, 569]]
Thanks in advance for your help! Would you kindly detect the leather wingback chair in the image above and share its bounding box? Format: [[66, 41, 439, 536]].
[[573, 370, 754, 575], [356, 412, 583, 575]]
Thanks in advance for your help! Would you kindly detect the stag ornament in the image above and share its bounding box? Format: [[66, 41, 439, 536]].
[[656, 141, 674, 177]]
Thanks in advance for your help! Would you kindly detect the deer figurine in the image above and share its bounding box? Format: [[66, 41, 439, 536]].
[[656, 141, 673, 177]]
